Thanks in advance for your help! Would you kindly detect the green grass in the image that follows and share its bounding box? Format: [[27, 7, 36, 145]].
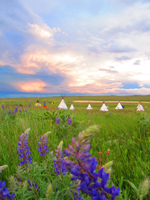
[[0, 96, 150, 199]]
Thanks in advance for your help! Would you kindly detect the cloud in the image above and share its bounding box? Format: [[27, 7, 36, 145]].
[[1, 0, 150, 96], [0, 0, 62, 65], [133, 60, 141, 65], [0, 64, 69, 93], [17, 80, 47, 92], [116, 56, 131, 61], [99, 68, 118, 74]]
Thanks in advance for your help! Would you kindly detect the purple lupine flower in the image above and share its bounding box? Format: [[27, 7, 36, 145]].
[[53, 141, 67, 175], [56, 116, 60, 124], [9, 110, 12, 114], [64, 126, 120, 200], [68, 116, 72, 125], [38, 133, 49, 156], [0, 180, 15, 199], [14, 106, 18, 114], [17, 130, 32, 166], [19, 109, 22, 113], [24, 108, 27, 112], [27, 180, 40, 192], [28, 103, 31, 108], [47, 107, 49, 110], [1, 104, 5, 111]]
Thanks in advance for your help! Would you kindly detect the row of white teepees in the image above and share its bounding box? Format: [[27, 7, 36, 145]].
[[58, 99, 145, 112], [86, 103, 109, 111]]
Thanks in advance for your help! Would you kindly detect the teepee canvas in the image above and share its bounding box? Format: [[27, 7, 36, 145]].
[[115, 102, 123, 109], [58, 99, 68, 109], [34, 103, 42, 107], [137, 103, 145, 111], [86, 104, 93, 110], [69, 104, 75, 110], [100, 103, 109, 111], [34, 99, 41, 107]]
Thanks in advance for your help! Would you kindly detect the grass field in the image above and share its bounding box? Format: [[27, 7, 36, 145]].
[[0, 96, 150, 199]]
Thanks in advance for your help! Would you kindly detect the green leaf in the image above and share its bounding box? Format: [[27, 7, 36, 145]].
[[126, 180, 139, 195]]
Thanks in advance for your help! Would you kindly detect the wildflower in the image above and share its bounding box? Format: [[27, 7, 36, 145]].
[[19, 109, 22, 113], [38, 132, 51, 156], [27, 179, 40, 192], [99, 164, 102, 169], [17, 129, 32, 166], [9, 176, 17, 193], [28, 103, 31, 108], [139, 178, 150, 199], [1, 104, 5, 111], [102, 161, 113, 175], [24, 108, 27, 112], [64, 126, 120, 199], [0, 180, 15, 199], [9, 110, 12, 114], [107, 149, 110, 154], [68, 116, 72, 125], [14, 106, 18, 114], [45, 183, 52, 199], [99, 152, 102, 155], [53, 141, 67, 175], [56, 116, 60, 124], [0, 165, 8, 173]]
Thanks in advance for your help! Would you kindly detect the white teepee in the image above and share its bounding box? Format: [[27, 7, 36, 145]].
[[86, 104, 93, 110], [115, 102, 123, 109], [100, 103, 109, 111], [137, 103, 145, 111], [58, 99, 68, 109], [69, 104, 75, 110]]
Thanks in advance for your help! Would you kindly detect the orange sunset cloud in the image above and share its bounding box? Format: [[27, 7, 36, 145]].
[[18, 80, 47, 92]]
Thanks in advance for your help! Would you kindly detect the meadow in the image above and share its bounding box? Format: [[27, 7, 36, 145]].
[[0, 96, 150, 200]]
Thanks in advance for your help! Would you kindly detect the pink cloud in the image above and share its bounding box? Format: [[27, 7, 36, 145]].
[[18, 80, 47, 92]]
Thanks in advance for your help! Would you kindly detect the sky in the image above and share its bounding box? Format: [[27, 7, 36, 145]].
[[0, 0, 150, 97]]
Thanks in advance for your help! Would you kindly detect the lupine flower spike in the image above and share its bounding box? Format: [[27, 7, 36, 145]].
[[0, 181, 15, 199], [0, 165, 8, 173], [68, 116, 72, 125], [14, 106, 18, 114], [28, 103, 31, 108], [38, 132, 51, 156], [1, 104, 5, 111], [53, 141, 67, 175], [45, 183, 52, 199], [56, 116, 60, 124], [27, 180, 40, 193], [64, 125, 120, 200], [17, 128, 32, 166]]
